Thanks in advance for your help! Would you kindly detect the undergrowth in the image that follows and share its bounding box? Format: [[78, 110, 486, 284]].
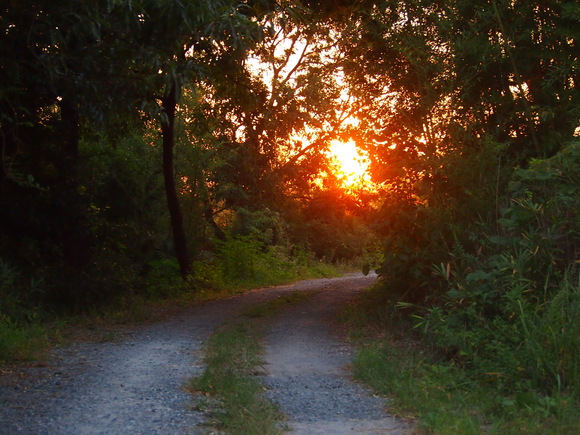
[[189, 236, 346, 297], [346, 142, 580, 433], [0, 316, 49, 363], [1, 236, 348, 364], [345, 282, 580, 434]]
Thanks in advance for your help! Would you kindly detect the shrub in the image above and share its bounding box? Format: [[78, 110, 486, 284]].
[[189, 236, 342, 294], [143, 258, 183, 299], [0, 315, 47, 362], [417, 141, 580, 397], [0, 258, 44, 323]]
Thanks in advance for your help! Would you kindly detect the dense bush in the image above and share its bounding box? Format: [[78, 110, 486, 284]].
[[417, 141, 579, 396], [190, 235, 338, 293]]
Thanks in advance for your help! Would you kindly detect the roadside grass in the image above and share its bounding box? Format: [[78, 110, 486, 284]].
[[188, 258, 347, 303], [188, 236, 355, 300], [0, 318, 50, 363], [188, 290, 317, 434], [353, 340, 580, 434], [1, 233, 356, 366], [0, 259, 346, 366], [344, 287, 580, 435]]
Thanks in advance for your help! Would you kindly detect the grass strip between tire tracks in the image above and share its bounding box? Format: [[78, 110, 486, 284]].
[[188, 291, 312, 434]]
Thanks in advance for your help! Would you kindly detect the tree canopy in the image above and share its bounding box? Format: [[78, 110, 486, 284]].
[[1, 0, 577, 319], [1, 0, 578, 419]]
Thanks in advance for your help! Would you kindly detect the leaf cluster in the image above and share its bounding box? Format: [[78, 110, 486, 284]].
[[417, 142, 580, 397]]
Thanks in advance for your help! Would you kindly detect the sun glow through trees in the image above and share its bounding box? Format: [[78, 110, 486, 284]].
[[326, 139, 372, 190]]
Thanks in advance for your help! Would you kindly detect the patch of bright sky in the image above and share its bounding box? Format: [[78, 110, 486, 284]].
[[245, 24, 376, 190], [327, 139, 372, 188]]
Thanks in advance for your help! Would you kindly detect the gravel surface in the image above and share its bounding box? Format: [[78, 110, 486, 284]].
[[262, 274, 411, 434], [0, 273, 412, 434]]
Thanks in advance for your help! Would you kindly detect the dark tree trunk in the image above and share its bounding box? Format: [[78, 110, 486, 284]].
[[60, 97, 80, 165], [204, 206, 227, 242], [161, 81, 191, 278], [59, 96, 91, 272]]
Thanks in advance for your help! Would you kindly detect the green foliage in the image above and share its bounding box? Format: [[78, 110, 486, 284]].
[[0, 258, 43, 322], [0, 259, 54, 363], [353, 338, 580, 434], [348, 140, 580, 430], [339, 0, 579, 305], [370, 134, 505, 304], [231, 208, 287, 246], [374, 199, 451, 303], [294, 189, 374, 264], [0, 0, 278, 313], [216, 236, 294, 287], [190, 235, 340, 294], [0, 0, 371, 322], [143, 258, 183, 299], [415, 143, 580, 397], [354, 343, 486, 432], [419, 272, 579, 394], [0, 316, 48, 363], [0, 258, 56, 362], [347, 277, 580, 433]]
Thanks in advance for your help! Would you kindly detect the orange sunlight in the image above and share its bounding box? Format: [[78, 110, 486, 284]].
[[327, 139, 372, 189]]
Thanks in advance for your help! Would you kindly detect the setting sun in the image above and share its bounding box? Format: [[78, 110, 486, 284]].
[[327, 139, 372, 188]]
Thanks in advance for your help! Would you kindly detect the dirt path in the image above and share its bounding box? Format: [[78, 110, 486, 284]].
[[262, 274, 409, 434], [0, 274, 410, 434]]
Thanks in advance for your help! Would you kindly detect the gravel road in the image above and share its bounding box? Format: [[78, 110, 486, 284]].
[[261, 274, 410, 434], [0, 273, 411, 434]]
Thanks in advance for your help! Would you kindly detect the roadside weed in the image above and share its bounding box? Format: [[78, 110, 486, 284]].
[[0, 317, 48, 362], [189, 236, 349, 295], [189, 290, 316, 434], [347, 287, 580, 434], [189, 322, 282, 435]]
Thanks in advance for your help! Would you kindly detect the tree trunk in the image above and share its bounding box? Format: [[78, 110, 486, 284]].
[[60, 96, 91, 272], [161, 81, 191, 278], [204, 205, 227, 242]]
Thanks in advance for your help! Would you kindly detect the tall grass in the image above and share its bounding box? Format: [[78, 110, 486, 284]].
[[416, 268, 580, 397], [349, 144, 580, 432], [346, 276, 580, 434]]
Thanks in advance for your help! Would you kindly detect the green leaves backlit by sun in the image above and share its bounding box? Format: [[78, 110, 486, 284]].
[[327, 139, 372, 190]]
